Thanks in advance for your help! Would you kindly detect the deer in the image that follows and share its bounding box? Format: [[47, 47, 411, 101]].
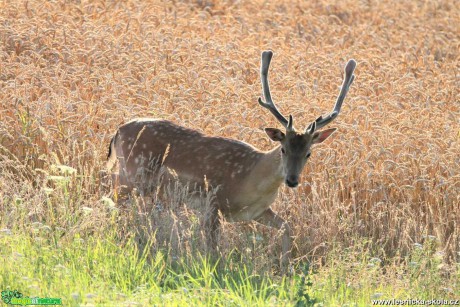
[[107, 50, 356, 270]]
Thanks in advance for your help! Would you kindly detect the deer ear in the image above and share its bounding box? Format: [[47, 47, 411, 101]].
[[265, 128, 285, 141], [312, 128, 337, 144]]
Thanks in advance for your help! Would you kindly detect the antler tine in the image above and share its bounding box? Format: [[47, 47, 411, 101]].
[[306, 121, 316, 134], [258, 50, 292, 130], [312, 59, 357, 131]]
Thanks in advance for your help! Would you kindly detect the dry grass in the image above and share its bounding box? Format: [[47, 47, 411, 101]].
[[1, 0, 459, 270]]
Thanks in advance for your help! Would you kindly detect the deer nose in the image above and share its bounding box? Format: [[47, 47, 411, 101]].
[[285, 176, 299, 188]]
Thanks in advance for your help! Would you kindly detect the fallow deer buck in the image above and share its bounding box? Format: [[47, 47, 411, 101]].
[[107, 51, 356, 269]]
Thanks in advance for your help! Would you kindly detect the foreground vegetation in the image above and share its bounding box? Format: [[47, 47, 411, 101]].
[[1, 215, 458, 305], [1, 0, 459, 305]]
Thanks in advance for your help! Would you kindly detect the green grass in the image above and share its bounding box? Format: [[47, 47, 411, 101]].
[[1, 230, 458, 306], [0, 232, 294, 306]]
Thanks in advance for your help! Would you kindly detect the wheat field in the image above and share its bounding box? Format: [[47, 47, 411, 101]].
[[1, 0, 459, 305]]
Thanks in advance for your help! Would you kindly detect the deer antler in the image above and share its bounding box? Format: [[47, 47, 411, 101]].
[[258, 50, 293, 131], [308, 59, 356, 132]]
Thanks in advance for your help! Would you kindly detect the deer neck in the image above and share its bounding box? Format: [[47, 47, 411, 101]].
[[253, 146, 284, 193], [267, 145, 284, 176]]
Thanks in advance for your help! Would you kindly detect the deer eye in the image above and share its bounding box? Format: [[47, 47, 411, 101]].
[[281, 148, 286, 154], [306, 152, 311, 158]]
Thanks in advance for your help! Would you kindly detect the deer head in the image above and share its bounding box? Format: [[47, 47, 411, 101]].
[[258, 51, 356, 187]]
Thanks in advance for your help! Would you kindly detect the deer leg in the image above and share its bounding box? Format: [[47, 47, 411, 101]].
[[204, 204, 220, 254], [256, 208, 292, 271]]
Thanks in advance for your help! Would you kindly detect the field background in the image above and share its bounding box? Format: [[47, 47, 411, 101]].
[[0, 0, 459, 305]]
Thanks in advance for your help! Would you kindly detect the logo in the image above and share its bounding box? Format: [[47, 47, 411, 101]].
[[1, 290, 62, 305]]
